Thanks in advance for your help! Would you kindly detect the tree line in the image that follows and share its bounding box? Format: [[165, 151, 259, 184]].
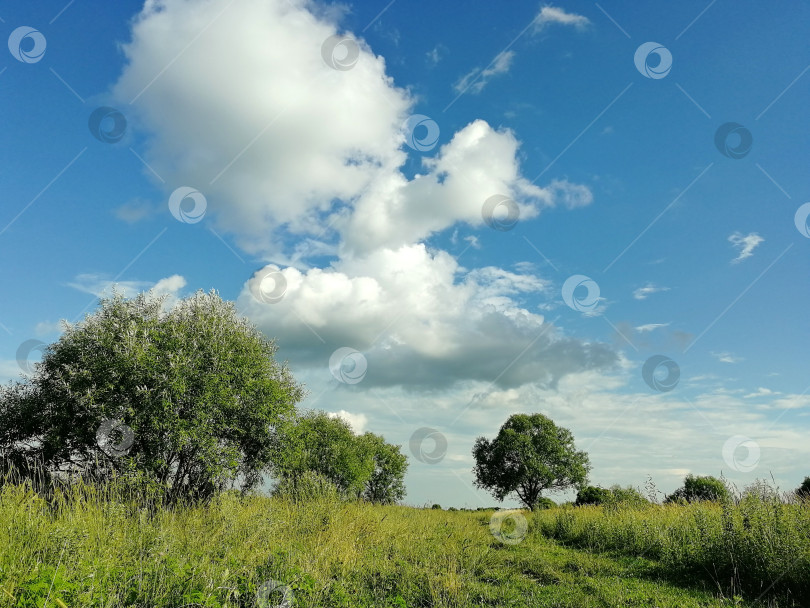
[[2, 289, 805, 511]]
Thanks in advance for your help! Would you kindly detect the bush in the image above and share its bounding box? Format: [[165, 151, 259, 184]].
[[605, 485, 649, 508], [533, 497, 557, 510], [272, 471, 341, 503], [666, 474, 730, 504], [431, 503, 441, 510], [575, 486, 610, 506]]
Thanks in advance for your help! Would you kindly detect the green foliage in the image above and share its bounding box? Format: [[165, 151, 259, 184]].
[[0, 290, 305, 504], [533, 496, 557, 511], [604, 485, 649, 508], [575, 485, 611, 506], [795, 476, 810, 500], [359, 432, 408, 504], [271, 410, 407, 504], [431, 504, 442, 509], [536, 479, 810, 603], [272, 470, 341, 503], [472, 413, 590, 510], [666, 475, 731, 504]]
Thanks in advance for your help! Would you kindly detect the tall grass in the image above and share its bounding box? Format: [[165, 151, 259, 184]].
[[534, 483, 810, 603], [0, 471, 802, 607], [0, 476, 510, 607]]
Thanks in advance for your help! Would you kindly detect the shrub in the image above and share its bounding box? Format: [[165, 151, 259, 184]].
[[533, 497, 557, 510], [431, 504, 441, 510], [575, 485, 610, 506], [666, 475, 730, 504], [605, 485, 649, 508]]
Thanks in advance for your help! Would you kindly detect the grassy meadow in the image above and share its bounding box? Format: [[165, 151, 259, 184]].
[[1, 478, 808, 608]]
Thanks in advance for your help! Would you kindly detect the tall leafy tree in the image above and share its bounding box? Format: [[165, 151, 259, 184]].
[[360, 432, 408, 504], [0, 290, 305, 503], [272, 410, 373, 497], [472, 413, 590, 510], [272, 410, 408, 503]]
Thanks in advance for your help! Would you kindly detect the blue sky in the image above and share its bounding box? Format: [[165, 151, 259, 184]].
[[2, 0, 810, 508]]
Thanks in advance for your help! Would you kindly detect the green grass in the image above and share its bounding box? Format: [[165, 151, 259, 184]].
[[533, 492, 810, 605], [0, 480, 802, 607]]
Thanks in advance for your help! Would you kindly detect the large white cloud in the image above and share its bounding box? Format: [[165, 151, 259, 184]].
[[113, 0, 592, 258], [240, 244, 618, 390], [115, 0, 411, 254], [113, 0, 616, 421]]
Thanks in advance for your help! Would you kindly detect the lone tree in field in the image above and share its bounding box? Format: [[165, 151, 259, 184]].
[[472, 413, 590, 510], [0, 289, 305, 503]]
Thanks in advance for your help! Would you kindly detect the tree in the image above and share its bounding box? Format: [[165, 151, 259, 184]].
[[359, 432, 408, 504], [665, 474, 730, 504], [534, 496, 557, 510], [0, 290, 305, 503], [472, 413, 590, 510], [575, 485, 610, 506], [795, 476, 810, 500], [272, 410, 371, 497], [271, 410, 407, 503], [604, 484, 649, 508]]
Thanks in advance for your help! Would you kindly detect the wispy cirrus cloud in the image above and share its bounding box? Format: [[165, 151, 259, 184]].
[[453, 50, 515, 95], [635, 322, 670, 333], [712, 351, 743, 364], [745, 387, 779, 399], [534, 5, 591, 33], [729, 231, 764, 263], [633, 283, 670, 300]]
